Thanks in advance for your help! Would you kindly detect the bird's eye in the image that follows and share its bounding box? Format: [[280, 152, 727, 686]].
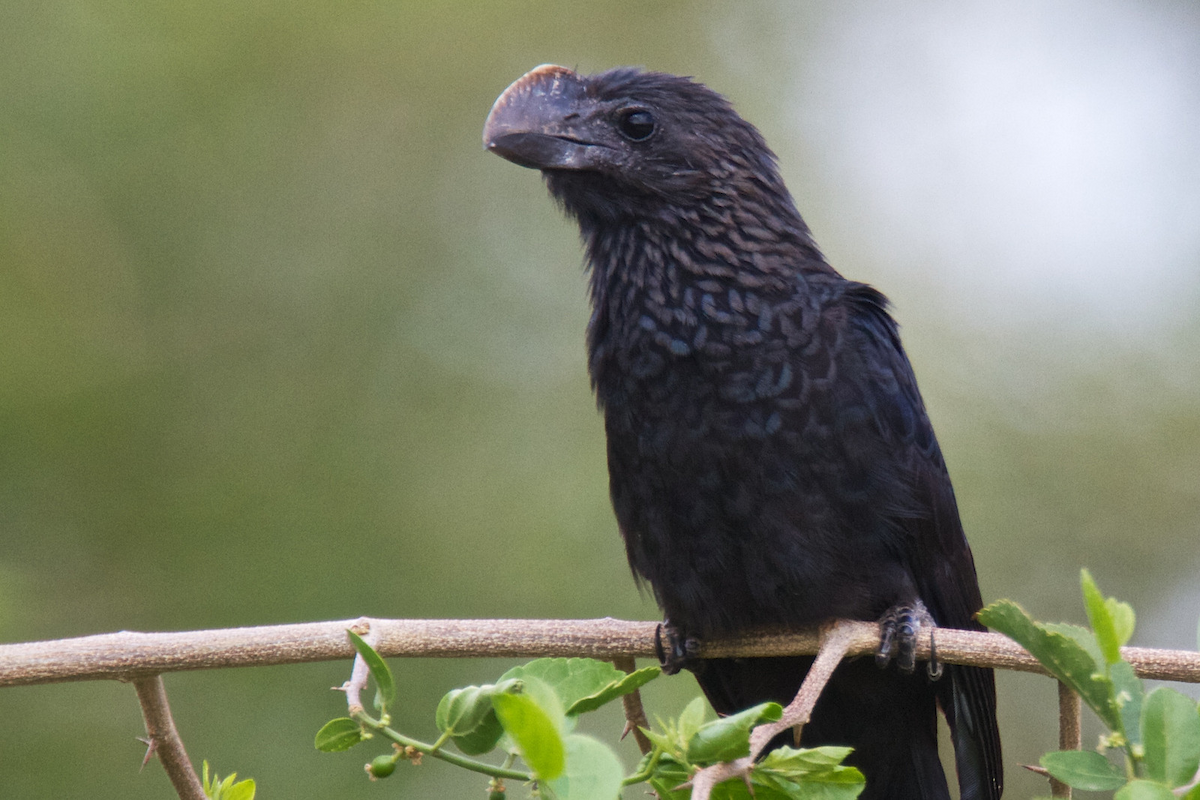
[[618, 109, 656, 141]]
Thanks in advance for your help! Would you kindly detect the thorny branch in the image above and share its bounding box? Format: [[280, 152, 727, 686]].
[[1050, 682, 1083, 799], [133, 675, 205, 800], [5, 616, 1200, 688], [4, 617, 1200, 800], [613, 654, 654, 755], [688, 620, 860, 800], [335, 620, 376, 713]]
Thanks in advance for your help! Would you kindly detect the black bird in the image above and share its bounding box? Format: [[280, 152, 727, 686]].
[[482, 65, 1002, 800]]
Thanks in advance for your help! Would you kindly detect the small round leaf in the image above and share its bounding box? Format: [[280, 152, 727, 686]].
[[315, 718, 364, 752]]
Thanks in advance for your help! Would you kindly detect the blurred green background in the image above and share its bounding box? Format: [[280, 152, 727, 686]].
[[2, 0, 1198, 797]]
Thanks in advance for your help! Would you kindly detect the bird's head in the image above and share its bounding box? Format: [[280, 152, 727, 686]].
[[483, 65, 795, 226]]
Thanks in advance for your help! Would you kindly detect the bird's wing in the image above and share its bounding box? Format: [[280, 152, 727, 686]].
[[842, 282, 1003, 800]]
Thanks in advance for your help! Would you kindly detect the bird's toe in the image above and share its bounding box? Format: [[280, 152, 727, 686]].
[[875, 600, 935, 674], [655, 622, 701, 676]]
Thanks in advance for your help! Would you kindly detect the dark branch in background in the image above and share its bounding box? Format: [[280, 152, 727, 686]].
[[133, 676, 205, 800], [4, 617, 1200, 688], [1025, 682, 1085, 798], [1052, 682, 1083, 799], [612, 654, 654, 755]]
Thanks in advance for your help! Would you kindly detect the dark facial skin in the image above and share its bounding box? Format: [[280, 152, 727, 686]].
[[484, 65, 1002, 800]]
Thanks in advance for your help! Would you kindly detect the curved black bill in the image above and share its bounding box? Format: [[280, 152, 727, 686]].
[[483, 64, 605, 171], [486, 132, 595, 170]]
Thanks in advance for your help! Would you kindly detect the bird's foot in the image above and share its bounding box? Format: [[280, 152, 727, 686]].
[[655, 622, 702, 676], [875, 599, 937, 675]]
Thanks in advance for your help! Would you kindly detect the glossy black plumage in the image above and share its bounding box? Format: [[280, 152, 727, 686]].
[[483, 65, 1002, 800]]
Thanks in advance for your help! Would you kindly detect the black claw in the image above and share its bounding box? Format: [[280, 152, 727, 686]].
[[655, 622, 701, 676], [876, 600, 935, 675], [875, 620, 897, 669], [898, 614, 918, 673], [927, 628, 944, 681]]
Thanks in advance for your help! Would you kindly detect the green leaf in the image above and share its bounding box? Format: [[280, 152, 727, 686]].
[[545, 734, 624, 800], [1111, 660, 1145, 746], [436, 685, 493, 734], [647, 753, 693, 800], [314, 718, 364, 752], [645, 748, 863, 800], [1107, 597, 1136, 648], [979, 600, 1121, 731], [492, 678, 566, 780], [1040, 750, 1126, 791], [1115, 780, 1178, 800], [224, 780, 256, 800], [753, 745, 865, 799], [451, 715, 504, 755], [457, 715, 504, 754], [499, 658, 660, 719], [753, 768, 865, 800], [1183, 780, 1200, 800], [677, 696, 709, 745], [1042, 622, 1107, 672], [565, 665, 661, 716], [686, 702, 782, 764], [640, 726, 675, 756], [1141, 687, 1200, 787], [713, 780, 790, 800], [645, 754, 783, 800], [200, 761, 255, 800], [757, 745, 856, 773], [435, 681, 513, 755], [346, 630, 395, 711], [501, 659, 615, 708], [1082, 569, 1122, 665]]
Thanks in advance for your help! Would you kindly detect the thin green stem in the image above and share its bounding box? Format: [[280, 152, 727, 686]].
[[429, 729, 452, 754], [351, 710, 530, 781], [621, 745, 664, 786], [1126, 745, 1141, 780]]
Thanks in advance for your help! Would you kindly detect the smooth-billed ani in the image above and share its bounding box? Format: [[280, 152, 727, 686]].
[[482, 65, 1002, 800]]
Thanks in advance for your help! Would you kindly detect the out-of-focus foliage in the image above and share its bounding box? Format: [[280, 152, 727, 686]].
[[317, 646, 862, 800], [982, 571, 1200, 798], [1, 0, 1198, 797], [202, 761, 255, 800]]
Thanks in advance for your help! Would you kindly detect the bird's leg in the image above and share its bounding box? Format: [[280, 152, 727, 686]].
[[655, 621, 702, 676], [875, 598, 936, 674], [927, 627, 943, 680]]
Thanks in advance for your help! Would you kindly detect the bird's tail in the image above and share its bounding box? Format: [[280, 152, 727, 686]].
[[941, 662, 1003, 800], [694, 655, 953, 800]]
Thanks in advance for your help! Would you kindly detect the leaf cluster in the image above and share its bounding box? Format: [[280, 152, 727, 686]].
[[201, 760, 256, 800], [980, 569, 1200, 799], [314, 632, 865, 798], [643, 697, 863, 800]]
